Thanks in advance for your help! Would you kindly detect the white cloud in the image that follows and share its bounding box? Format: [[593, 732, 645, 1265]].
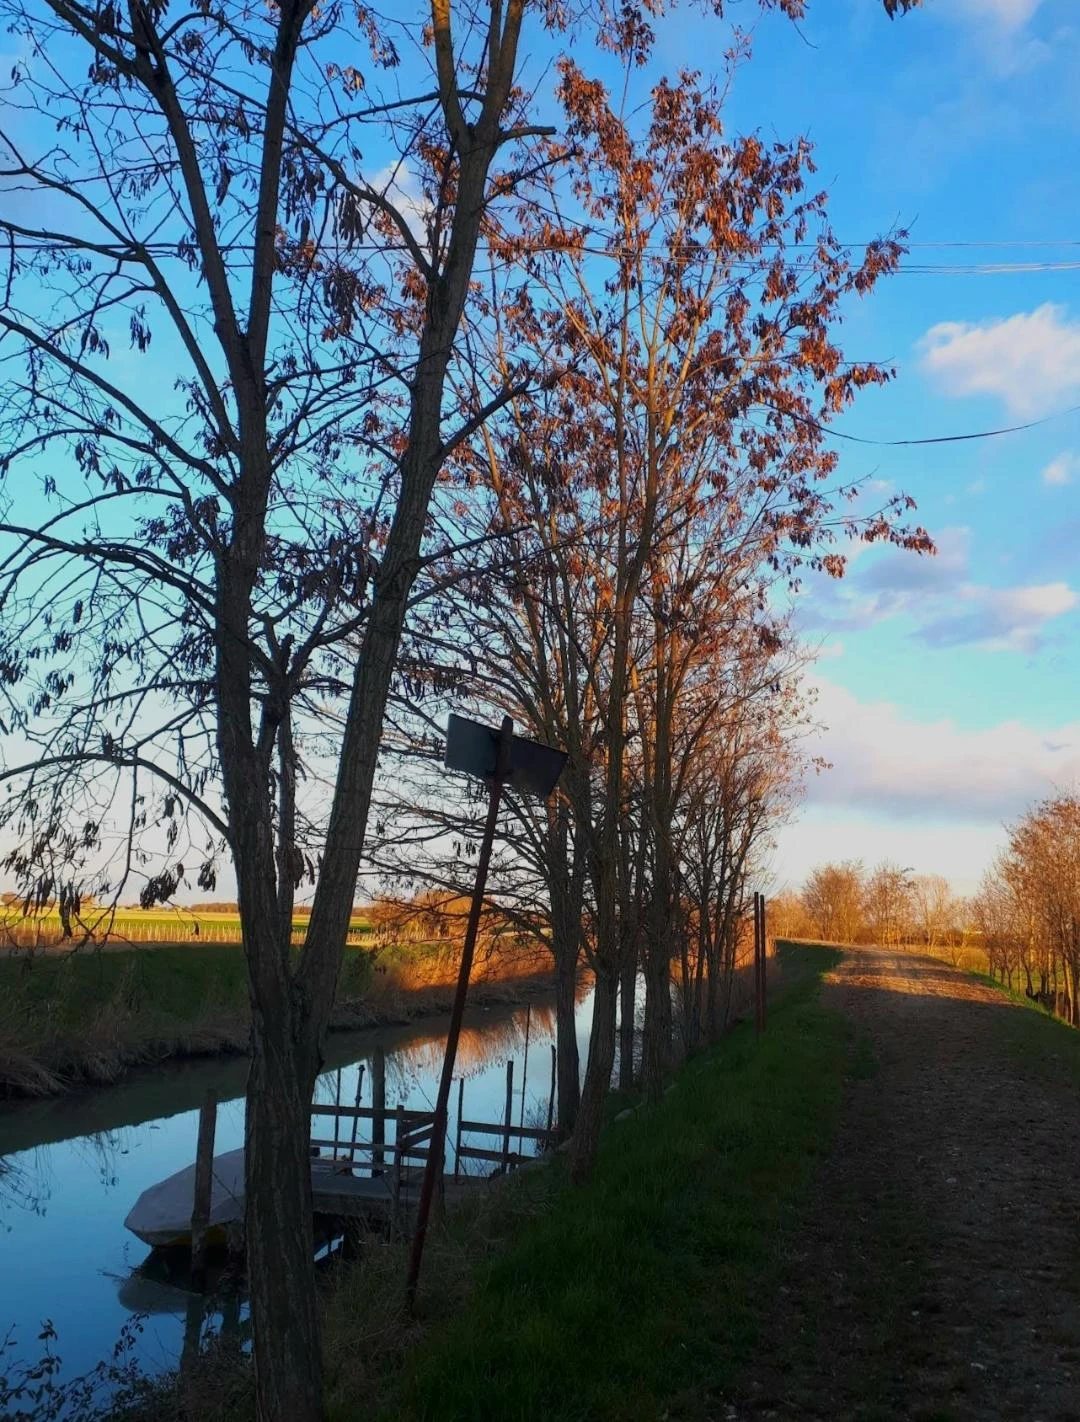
[[800, 527, 1077, 652], [920, 304, 1080, 417], [1042, 453, 1077, 486], [803, 676, 1080, 825], [949, 0, 1043, 31], [368, 163, 428, 238]]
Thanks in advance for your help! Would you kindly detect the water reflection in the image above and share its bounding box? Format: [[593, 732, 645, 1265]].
[[0, 988, 590, 1392]]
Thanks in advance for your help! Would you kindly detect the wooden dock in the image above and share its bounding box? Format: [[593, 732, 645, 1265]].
[[167, 1048, 559, 1279], [307, 1088, 557, 1226]]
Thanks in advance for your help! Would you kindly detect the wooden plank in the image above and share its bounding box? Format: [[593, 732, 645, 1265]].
[[459, 1145, 523, 1165], [310, 1138, 433, 1161], [458, 1120, 555, 1140], [309, 1104, 433, 1122]]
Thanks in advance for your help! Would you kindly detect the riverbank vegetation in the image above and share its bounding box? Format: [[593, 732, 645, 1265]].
[[0, 0, 925, 1414], [0, 931, 550, 1097], [0, 945, 842, 1422]]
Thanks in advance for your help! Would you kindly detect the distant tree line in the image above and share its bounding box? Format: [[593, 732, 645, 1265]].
[[777, 799, 1080, 1028], [970, 794, 1080, 1023], [771, 861, 966, 952]]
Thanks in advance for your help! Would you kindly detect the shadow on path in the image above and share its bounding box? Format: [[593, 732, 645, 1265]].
[[727, 947, 1080, 1422]]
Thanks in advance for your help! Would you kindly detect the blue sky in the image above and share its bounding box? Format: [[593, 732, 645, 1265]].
[[3, 0, 1078, 901], [700, 0, 1080, 892]]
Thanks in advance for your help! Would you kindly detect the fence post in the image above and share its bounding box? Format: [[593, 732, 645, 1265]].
[[454, 1076, 464, 1181], [753, 893, 763, 1037], [392, 1103, 405, 1219], [519, 1002, 531, 1133], [502, 1059, 514, 1171], [372, 1045, 386, 1177], [546, 1043, 556, 1139], [190, 1089, 217, 1290], [759, 894, 767, 1033], [349, 1063, 365, 1169], [332, 1067, 342, 1162]]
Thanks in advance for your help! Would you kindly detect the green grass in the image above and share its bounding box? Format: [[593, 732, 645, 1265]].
[[961, 967, 1080, 1090], [369, 943, 846, 1422], [0, 942, 376, 1033], [0, 942, 379, 1092]]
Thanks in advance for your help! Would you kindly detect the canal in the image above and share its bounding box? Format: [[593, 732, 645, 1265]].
[[0, 989, 596, 1396]]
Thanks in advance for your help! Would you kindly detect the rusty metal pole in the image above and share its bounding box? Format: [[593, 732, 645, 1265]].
[[405, 715, 512, 1309]]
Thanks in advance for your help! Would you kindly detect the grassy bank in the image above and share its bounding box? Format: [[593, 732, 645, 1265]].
[[0, 939, 549, 1098], [6, 944, 847, 1421], [373, 943, 845, 1422]]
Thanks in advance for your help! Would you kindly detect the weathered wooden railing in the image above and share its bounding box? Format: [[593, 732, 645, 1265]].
[[309, 1089, 558, 1194]]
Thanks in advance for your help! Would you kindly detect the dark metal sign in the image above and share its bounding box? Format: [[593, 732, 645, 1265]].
[[444, 713, 567, 799]]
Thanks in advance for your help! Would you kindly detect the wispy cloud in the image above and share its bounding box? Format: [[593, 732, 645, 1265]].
[[1042, 452, 1077, 486], [946, 0, 1044, 32], [799, 527, 1077, 652], [937, 0, 1052, 73], [804, 675, 1080, 823], [919, 582, 1078, 652], [920, 304, 1080, 417]]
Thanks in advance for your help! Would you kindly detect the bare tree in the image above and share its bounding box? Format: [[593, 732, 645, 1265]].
[[0, 3, 568, 1413], [910, 874, 954, 949], [803, 861, 867, 944]]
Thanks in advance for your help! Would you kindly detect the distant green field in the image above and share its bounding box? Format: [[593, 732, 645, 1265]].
[[0, 906, 372, 949]]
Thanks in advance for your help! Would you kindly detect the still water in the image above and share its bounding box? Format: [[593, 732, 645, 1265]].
[[0, 990, 595, 1393]]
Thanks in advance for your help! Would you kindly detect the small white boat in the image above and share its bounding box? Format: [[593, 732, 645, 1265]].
[[125, 1147, 394, 1250], [125, 1146, 247, 1250]]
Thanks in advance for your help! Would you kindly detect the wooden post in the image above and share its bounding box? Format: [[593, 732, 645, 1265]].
[[759, 894, 767, 1033], [190, 1089, 217, 1290], [454, 1076, 465, 1181], [181, 1291, 205, 1376], [546, 1043, 556, 1139], [332, 1067, 342, 1162], [372, 1045, 386, 1177], [519, 1002, 531, 1133], [406, 715, 512, 1307], [753, 893, 763, 1037], [392, 1102, 405, 1219], [349, 1063, 365, 1170], [502, 1058, 514, 1172]]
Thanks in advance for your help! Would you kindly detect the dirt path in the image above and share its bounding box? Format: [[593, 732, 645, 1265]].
[[728, 947, 1080, 1422]]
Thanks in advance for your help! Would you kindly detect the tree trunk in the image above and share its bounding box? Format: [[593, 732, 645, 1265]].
[[569, 967, 618, 1184], [246, 1018, 322, 1421], [640, 934, 672, 1103], [618, 948, 636, 1091], [554, 948, 581, 1136]]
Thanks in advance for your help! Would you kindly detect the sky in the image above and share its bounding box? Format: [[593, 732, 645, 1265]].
[[2, 0, 1078, 904], [679, 0, 1080, 895]]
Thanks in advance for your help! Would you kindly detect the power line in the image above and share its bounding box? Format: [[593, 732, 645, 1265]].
[[786, 402, 1080, 449]]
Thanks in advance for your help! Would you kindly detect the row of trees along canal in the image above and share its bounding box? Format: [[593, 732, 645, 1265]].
[[0, 1, 926, 1417], [776, 800, 1080, 1025]]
